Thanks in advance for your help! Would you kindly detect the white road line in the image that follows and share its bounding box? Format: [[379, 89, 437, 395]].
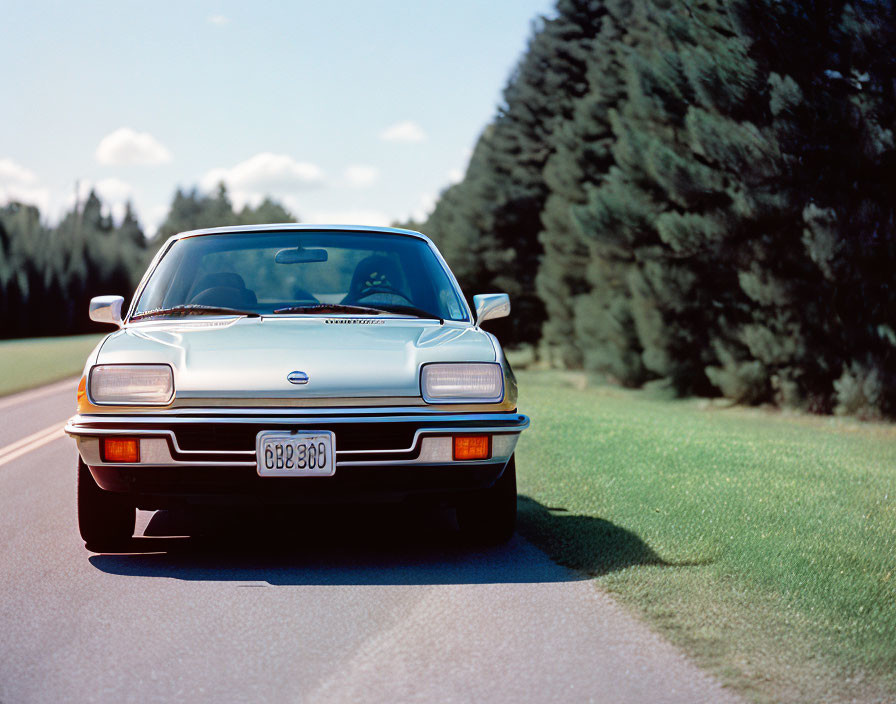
[[0, 424, 67, 468], [0, 377, 79, 411], [0, 423, 66, 456]]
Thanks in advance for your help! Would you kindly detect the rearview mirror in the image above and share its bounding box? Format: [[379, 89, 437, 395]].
[[275, 247, 329, 264], [89, 295, 124, 327], [473, 293, 510, 325]]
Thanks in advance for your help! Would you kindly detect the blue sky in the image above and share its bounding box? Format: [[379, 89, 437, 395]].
[[0, 0, 554, 235]]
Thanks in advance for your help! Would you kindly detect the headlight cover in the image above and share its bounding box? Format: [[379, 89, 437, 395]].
[[421, 363, 504, 404], [89, 364, 174, 405]]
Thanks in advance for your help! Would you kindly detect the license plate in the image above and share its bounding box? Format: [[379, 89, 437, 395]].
[[256, 430, 336, 477]]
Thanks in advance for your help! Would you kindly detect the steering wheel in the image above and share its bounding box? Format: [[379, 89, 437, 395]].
[[292, 287, 319, 305], [353, 285, 414, 304]]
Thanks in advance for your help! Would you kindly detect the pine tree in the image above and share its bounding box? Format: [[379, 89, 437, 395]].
[[425, 2, 606, 345], [536, 0, 632, 368], [238, 197, 295, 226], [0, 185, 295, 338], [118, 202, 145, 249]]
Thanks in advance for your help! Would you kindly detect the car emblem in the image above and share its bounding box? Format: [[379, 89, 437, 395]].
[[287, 371, 309, 385]]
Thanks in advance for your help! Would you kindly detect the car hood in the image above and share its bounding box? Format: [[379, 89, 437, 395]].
[[95, 317, 497, 400]]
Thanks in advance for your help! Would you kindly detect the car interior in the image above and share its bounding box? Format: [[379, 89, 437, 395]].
[[188, 272, 258, 308], [185, 254, 416, 311], [135, 232, 468, 321]]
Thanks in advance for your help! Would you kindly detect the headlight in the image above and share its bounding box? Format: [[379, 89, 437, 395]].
[[89, 364, 174, 405], [421, 363, 504, 403]]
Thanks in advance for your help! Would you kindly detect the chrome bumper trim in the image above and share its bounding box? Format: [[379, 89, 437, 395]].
[[66, 411, 528, 423], [74, 405, 517, 416], [65, 413, 529, 469]]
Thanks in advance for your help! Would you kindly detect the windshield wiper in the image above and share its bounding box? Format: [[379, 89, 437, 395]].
[[375, 304, 445, 323], [131, 304, 260, 320], [273, 304, 389, 315], [273, 303, 444, 322]]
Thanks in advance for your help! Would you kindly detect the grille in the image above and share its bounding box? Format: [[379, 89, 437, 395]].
[[172, 422, 419, 453]]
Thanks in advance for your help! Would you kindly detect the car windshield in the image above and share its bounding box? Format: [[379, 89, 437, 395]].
[[132, 231, 469, 322]]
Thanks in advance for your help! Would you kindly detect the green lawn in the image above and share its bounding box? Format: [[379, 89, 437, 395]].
[[514, 370, 895, 704], [0, 334, 104, 396]]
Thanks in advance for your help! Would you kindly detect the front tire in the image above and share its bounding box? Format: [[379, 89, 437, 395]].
[[456, 456, 517, 545], [78, 459, 135, 551]]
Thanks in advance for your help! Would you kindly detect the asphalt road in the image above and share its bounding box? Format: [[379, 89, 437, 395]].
[[0, 380, 740, 703]]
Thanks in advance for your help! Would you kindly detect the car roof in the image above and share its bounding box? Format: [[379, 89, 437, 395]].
[[170, 223, 433, 245]]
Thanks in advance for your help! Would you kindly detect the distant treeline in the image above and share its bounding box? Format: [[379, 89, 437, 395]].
[[410, 0, 896, 418], [0, 185, 293, 339]]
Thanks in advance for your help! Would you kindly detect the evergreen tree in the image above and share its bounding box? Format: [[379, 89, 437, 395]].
[[152, 184, 297, 252], [118, 202, 145, 249], [427, 0, 895, 414], [238, 197, 294, 226], [425, 1, 606, 345], [154, 184, 233, 243], [726, 0, 896, 415], [0, 185, 292, 339], [538, 0, 640, 375]]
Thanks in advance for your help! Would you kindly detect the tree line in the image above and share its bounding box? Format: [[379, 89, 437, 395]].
[[0, 185, 292, 339], [413, 0, 896, 418]]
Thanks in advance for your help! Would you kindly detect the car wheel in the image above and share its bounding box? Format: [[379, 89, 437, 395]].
[[77, 459, 135, 551], [456, 455, 517, 545]]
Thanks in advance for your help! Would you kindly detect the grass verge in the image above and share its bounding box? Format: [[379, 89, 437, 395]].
[[514, 370, 895, 704], [0, 334, 103, 396]]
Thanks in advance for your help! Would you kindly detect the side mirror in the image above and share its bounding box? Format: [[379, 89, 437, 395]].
[[473, 293, 510, 325], [89, 295, 125, 327]]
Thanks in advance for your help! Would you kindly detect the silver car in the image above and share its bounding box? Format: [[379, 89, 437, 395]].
[[66, 224, 529, 550]]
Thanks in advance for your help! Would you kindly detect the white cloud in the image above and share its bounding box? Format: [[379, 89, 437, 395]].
[[95, 127, 172, 166], [69, 181, 92, 205], [95, 177, 134, 203], [344, 164, 379, 188], [308, 210, 391, 227], [201, 152, 325, 210], [280, 195, 303, 218], [0, 157, 50, 212], [447, 146, 473, 185], [0, 160, 146, 226], [0, 158, 37, 186], [410, 192, 437, 222], [208, 14, 230, 25], [379, 120, 427, 143], [143, 204, 170, 237], [0, 185, 50, 213], [64, 178, 136, 223], [70, 178, 133, 204], [95, 178, 135, 222]]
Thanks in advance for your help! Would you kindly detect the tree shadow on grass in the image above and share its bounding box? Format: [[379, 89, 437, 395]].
[[517, 495, 709, 577]]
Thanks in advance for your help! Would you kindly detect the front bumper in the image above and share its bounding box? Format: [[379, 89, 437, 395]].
[[65, 409, 529, 507]]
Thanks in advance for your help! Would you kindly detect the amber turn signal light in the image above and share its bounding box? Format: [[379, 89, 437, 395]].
[[103, 438, 139, 463], [453, 434, 491, 461]]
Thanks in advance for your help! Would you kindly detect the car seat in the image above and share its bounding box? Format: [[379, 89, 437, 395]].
[[341, 255, 405, 305], [189, 272, 257, 308]]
